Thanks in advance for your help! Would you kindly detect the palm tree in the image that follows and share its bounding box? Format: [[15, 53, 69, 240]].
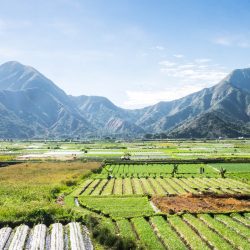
[[219, 167, 227, 178], [171, 164, 178, 177]]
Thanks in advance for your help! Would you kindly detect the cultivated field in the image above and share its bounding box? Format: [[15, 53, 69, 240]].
[[1, 139, 250, 161], [0, 139, 250, 249], [0, 222, 93, 250], [79, 176, 250, 196]]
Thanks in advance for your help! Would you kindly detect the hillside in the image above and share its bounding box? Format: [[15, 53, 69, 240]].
[[0, 61, 249, 138]]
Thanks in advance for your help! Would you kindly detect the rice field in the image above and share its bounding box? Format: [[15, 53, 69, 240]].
[[0, 222, 93, 250]]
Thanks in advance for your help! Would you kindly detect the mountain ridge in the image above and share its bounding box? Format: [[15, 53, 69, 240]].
[[0, 61, 249, 139]]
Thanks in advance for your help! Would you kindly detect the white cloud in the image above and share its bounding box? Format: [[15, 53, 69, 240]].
[[195, 58, 211, 63], [124, 84, 205, 108], [173, 54, 184, 58], [158, 60, 176, 67], [154, 45, 165, 50], [159, 58, 227, 83], [214, 37, 231, 46], [213, 36, 250, 48]]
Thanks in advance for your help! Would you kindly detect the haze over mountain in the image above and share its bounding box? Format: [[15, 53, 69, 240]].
[[0, 61, 249, 139]]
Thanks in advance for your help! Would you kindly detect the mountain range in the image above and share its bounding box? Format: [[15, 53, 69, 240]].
[[0, 61, 249, 139]]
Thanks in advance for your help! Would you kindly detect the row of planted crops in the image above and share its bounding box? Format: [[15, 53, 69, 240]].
[[73, 162, 250, 249], [2, 161, 250, 249], [0, 222, 93, 250], [79, 177, 250, 196], [88, 213, 250, 250]]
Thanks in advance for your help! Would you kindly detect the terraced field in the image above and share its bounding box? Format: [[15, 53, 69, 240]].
[[0, 222, 93, 250], [79, 177, 250, 196]]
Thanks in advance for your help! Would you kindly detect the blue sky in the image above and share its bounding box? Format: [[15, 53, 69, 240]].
[[0, 0, 250, 108]]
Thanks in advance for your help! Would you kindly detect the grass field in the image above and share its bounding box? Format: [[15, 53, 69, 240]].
[[0, 161, 100, 225]]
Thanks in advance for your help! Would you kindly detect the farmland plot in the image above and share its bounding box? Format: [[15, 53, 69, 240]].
[[100, 163, 216, 178], [78, 196, 154, 219], [0, 223, 93, 250], [79, 177, 250, 196]]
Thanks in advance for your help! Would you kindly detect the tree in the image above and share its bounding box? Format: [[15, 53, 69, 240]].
[[219, 167, 227, 178], [121, 152, 131, 160], [171, 164, 178, 177]]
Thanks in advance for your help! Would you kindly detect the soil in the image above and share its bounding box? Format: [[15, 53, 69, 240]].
[[152, 193, 250, 214]]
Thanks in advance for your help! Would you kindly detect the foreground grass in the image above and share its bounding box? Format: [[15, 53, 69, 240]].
[[0, 161, 100, 226]]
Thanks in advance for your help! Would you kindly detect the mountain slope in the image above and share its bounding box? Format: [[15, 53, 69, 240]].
[[70, 95, 142, 135], [135, 69, 250, 137], [0, 61, 249, 138], [0, 61, 92, 138]]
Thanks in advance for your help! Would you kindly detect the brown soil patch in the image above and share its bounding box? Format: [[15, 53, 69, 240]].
[[152, 193, 250, 214]]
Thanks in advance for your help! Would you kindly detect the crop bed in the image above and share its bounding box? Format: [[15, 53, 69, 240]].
[[79, 177, 250, 196], [78, 196, 154, 219], [0, 222, 93, 250], [112, 213, 250, 250], [99, 163, 216, 178]]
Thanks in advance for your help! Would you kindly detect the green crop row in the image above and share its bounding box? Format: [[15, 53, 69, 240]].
[[168, 216, 210, 250], [198, 214, 250, 250], [131, 217, 165, 250], [150, 216, 187, 250], [79, 177, 250, 196]]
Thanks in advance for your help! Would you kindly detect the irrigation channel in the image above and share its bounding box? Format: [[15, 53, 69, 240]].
[[0, 222, 93, 250]]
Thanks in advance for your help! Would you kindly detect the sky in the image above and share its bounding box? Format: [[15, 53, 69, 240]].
[[0, 0, 250, 108]]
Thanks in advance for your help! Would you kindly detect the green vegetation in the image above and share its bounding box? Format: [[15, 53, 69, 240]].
[[78, 177, 250, 196], [99, 163, 216, 178], [116, 219, 138, 247], [1, 139, 250, 249], [78, 196, 154, 219], [183, 214, 233, 249], [0, 161, 100, 225], [211, 163, 250, 172], [168, 216, 210, 250], [131, 217, 165, 250], [150, 216, 187, 250], [199, 214, 250, 249]]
